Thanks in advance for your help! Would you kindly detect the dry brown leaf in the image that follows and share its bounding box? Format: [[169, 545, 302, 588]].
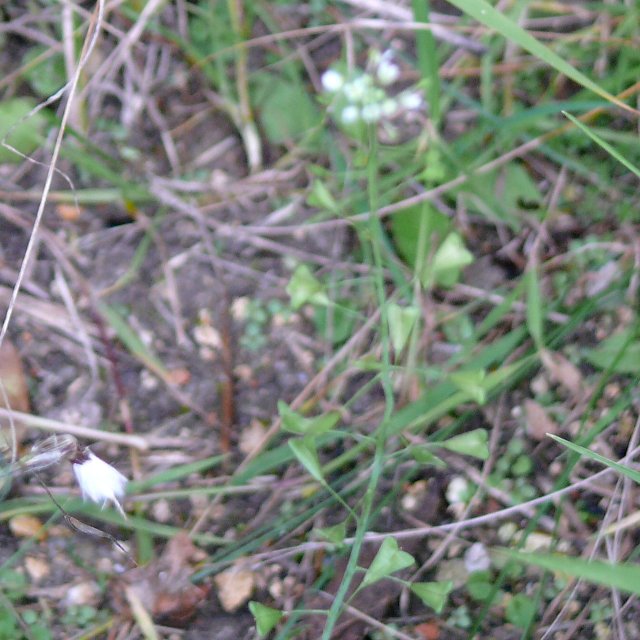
[[524, 399, 558, 441], [540, 349, 584, 400], [238, 420, 267, 456], [112, 532, 209, 626], [165, 368, 191, 386], [415, 622, 441, 640], [0, 340, 30, 448], [213, 567, 255, 613], [585, 261, 619, 298]]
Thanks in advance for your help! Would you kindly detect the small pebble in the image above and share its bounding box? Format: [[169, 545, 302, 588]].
[[24, 556, 50, 583], [464, 542, 491, 573], [152, 499, 172, 523], [9, 515, 45, 540], [64, 581, 101, 607]]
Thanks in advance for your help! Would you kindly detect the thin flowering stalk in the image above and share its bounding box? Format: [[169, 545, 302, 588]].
[[36, 474, 134, 562]]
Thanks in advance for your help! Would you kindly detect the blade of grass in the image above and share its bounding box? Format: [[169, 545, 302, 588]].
[[96, 302, 171, 383], [446, 0, 636, 114], [0, 497, 226, 546], [128, 454, 226, 492], [411, 0, 441, 128], [547, 434, 640, 485], [504, 550, 640, 596], [525, 267, 544, 350], [562, 110, 640, 178]]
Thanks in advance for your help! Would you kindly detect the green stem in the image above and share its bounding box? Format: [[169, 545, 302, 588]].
[[321, 127, 395, 639], [412, 0, 441, 128]]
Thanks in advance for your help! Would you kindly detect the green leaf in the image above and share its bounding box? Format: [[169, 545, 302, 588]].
[[0, 98, 48, 164], [548, 434, 640, 484], [439, 429, 489, 460], [526, 268, 544, 349], [501, 163, 541, 207], [278, 401, 340, 436], [390, 204, 450, 270], [388, 304, 419, 354], [97, 302, 171, 382], [307, 179, 338, 213], [410, 581, 453, 613], [22, 46, 66, 97], [253, 74, 321, 144], [447, 0, 632, 112], [583, 329, 640, 374], [313, 302, 355, 346], [361, 537, 415, 588], [249, 601, 283, 637], [563, 111, 640, 179], [289, 437, 325, 484], [506, 593, 537, 629], [505, 549, 640, 596], [466, 570, 494, 602], [286, 265, 328, 309], [0, 568, 28, 600], [408, 446, 446, 468], [449, 369, 487, 404], [315, 521, 347, 544], [431, 232, 474, 283]]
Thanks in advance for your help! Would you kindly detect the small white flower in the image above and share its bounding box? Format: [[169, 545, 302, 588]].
[[400, 91, 423, 110], [341, 105, 360, 124], [72, 449, 128, 518], [321, 69, 344, 92], [343, 75, 370, 102], [361, 103, 382, 122], [377, 59, 400, 86], [381, 98, 397, 116]]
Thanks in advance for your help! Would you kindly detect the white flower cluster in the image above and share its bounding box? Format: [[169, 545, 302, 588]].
[[321, 50, 423, 126]]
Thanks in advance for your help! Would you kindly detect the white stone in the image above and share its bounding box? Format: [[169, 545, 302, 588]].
[[464, 542, 491, 573]]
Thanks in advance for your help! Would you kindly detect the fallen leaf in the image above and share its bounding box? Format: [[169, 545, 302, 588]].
[[523, 399, 559, 441], [112, 532, 209, 626], [239, 420, 267, 456], [165, 368, 191, 386], [0, 340, 30, 449], [214, 567, 255, 612], [585, 261, 620, 298], [540, 349, 584, 400], [415, 622, 440, 640]]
